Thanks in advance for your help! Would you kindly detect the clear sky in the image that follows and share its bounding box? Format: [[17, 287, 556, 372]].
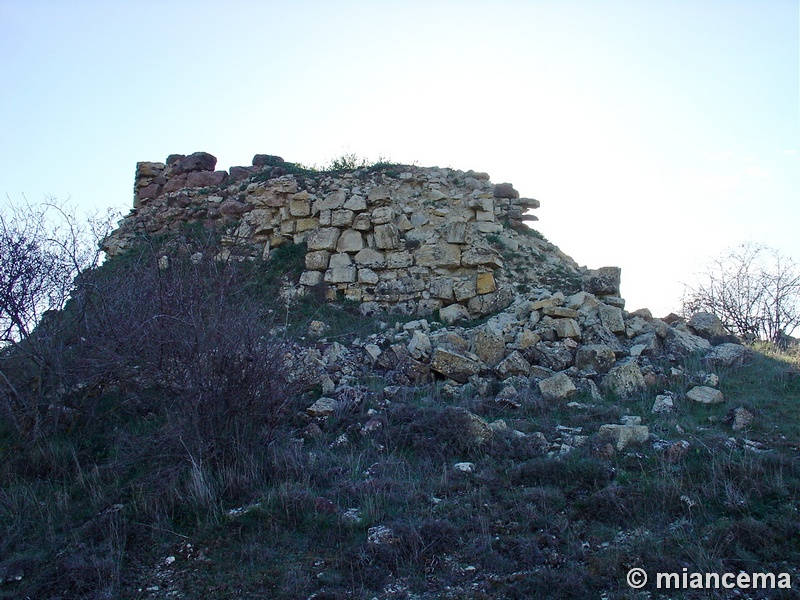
[[1, 0, 797, 316]]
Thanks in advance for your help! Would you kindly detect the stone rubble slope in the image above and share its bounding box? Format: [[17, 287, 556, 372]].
[[101, 151, 755, 458]]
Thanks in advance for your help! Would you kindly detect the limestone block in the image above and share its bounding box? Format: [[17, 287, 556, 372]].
[[407, 330, 432, 359], [574, 344, 616, 373], [410, 212, 429, 227], [439, 303, 470, 324], [307, 227, 341, 251], [445, 222, 468, 244], [328, 253, 352, 268], [467, 287, 514, 316], [428, 189, 447, 201], [706, 343, 750, 367], [476, 272, 496, 295], [319, 210, 332, 226], [599, 424, 649, 451], [538, 372, 576, 401], [371, 206, 395, 224], [354, 248, 386, 268], [387, 251, 413, 268], [686, 386, 724, 404], [599, 304, 625, 334], [368, 187, 391, 202], [358, 268, 379, 284], [280, 220, 296, 235], [430, 277, 454, 300], [476, 222, 503, 233], [332, 209, 355, 227], [296, 218, 319, 233], [300, 270, 323, 286], [374, 224, 400, 249], [317, 190, 347, 210], [461, 246, 503, 268], [582, 267, 621, 296], [430, 347, 482, 383], [324, 265, 357, 284], [289, 198, 311, 217], [307, 397, 340, 417], [391, 215, 411, 232], [688, 312, 726, 339], [493, 183, 519, 199], [454, 278, 477, 301], [473, 327, 505, 367], [553, 318, 581, 339], [336, 230, 364, 253], [601, 360, 646, 398], [663, 328, 712, 358], [543, 306, 579, 318], [515, 329, 540, 349], [344, 194, 367, 210], [476, 211, 495, 221], [305, 250, 330, 270], [414, 243, 462, 268], [352, 213, 372, 230], [496, 351, 531, 378]]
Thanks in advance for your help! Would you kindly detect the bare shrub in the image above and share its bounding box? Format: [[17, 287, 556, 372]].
[[683, 242, 800, 343]]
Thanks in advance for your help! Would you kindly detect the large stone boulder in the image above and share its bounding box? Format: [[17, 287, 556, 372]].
[[706, 343, 751, 368], [688, 312, 727, 339], [601, 360, 646, 398], [430, 348, 482, 383], [538, 372, 577, 401]]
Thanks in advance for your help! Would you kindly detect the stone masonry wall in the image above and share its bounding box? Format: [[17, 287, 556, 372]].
[[103, 152, 612, 318]]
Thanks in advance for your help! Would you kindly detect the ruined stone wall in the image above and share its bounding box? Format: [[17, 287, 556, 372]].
[[104, 152, 609, 318]]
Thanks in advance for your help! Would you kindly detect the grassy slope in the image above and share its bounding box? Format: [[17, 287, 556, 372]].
[[1, 241, 798, 599]]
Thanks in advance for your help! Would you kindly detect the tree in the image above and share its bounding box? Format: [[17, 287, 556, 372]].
[[0, 198, 114, 438], [683, 242, 800, 343]]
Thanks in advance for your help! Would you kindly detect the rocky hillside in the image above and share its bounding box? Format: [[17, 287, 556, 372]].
[[2, 152, 797, 599]]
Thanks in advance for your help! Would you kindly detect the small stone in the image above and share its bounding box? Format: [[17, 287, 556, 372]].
[[652, 393, 675, 413], [686, 385, 724, 404], [454, 462, 475, 473], [730, 407, 754, 431], [538, 372, 577, 401], [599, 424, 649, 451], [307, 397, 339, 417]]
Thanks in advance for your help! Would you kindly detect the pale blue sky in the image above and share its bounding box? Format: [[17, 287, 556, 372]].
[[1, 0, 797, 315]]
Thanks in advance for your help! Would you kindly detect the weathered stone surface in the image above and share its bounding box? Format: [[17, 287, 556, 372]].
[[601, 360, 646, 398], [599, 424, 649, 451], [186, 170, 228, 188], [219, 199, 248, 215], [538, 372, 577, 401], [414, 243, 462, 268], [652, 393, 675, 413], [307, 397, 339, 417], [475, 273, 497, 294], [176, 151, 217, 173], [299, 270, 323, 286], [686, 385, 724, 404], [407, 330, 432, 359], [496, 351, 531, 378], [730, 406, 754, 431], [445, 222, 468, 244], [252, 154, 284, 167], [575, 344, 616, 373], [583, 267, 621, 297], [371, 206, 395, 224], [453, 278, 477, 301], [305, 250, 330, 270], [336, 229, 364, 253], [473, 327, 505, 367], [493, 183, 519, 199], [599, 304, 625, 334], [688, 312, 727, 339], [461, 246, 503, 268], [307, 228, 341, 251], [374, 224, 400, 249], [663, 327, 712, 358], [325, 265, 357, 283], [439, 303, 470, 324], [354, 247, 386, 268], [468, 287, 514, 316], [331, 209, 355, 227], [706, 343, 750, 367], [553, 318, 581, 339], [430, 347, 482, 383]]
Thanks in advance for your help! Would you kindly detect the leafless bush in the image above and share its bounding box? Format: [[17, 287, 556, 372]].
[[683, 242, 800, 343]]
